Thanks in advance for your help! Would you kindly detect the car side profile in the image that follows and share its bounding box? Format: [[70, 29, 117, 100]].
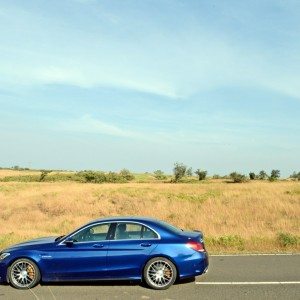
[[0, 217, 209, 290]]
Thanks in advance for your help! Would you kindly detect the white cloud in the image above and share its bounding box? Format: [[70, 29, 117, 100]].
[[0, 1, 300, 99], [60, 115, 140, 138]]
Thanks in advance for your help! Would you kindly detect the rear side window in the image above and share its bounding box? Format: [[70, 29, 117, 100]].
[[114, 223, 158, 240], [158, 220, 182, 234], [142, 226, 158, 239]]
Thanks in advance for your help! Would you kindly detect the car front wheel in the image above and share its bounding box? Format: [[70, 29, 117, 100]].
[[8, 258, 41, 289], [143, 257, 177, 290]]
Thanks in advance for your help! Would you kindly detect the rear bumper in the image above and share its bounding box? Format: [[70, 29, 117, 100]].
[[179, 251, 209, 279]]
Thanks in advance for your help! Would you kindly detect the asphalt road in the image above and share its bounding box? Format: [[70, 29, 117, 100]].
[[0, 254, 299, 300]]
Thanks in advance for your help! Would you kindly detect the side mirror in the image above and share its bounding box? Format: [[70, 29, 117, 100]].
[[65, 238, 74, 247]]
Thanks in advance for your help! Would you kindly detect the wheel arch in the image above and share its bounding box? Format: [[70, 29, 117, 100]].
[[6, 256, 42, 283], [141, 254, 180, 281]]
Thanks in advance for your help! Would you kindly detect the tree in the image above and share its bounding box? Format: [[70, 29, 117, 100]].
[[258, 170, 268, 180], [249, 172, 256, 180], [40, 170, 52, 182], [290, 171, 300, 181], [153, 170, 167, 180], [229, 172, 247, 183], [269, 169, 280, 181], [173, 162, 187, 182], [186, 167, 193, 177], [195, 169, 207, 181]]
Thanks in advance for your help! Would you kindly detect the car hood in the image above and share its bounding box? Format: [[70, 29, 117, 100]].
[[2, 236, 57, 252]]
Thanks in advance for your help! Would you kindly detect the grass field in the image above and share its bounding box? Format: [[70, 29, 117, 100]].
[[0, 170, 299, 253]]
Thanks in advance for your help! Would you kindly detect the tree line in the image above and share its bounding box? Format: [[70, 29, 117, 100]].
[[1, 165, 300, 183], [154, 163, 300, 183]]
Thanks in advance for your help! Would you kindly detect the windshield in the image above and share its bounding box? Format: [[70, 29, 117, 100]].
[[158, 221, 183, 233], [55, 235, 65, 242]]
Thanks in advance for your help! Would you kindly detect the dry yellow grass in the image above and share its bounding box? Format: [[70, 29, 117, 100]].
[[0, 173, 299, 253], [0, 170, 40, 178]]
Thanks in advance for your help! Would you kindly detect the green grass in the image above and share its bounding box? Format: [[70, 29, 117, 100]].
[[277, 233, 299, 247]]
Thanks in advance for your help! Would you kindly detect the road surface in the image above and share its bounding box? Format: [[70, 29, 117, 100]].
[[0, 254, 299, 300]]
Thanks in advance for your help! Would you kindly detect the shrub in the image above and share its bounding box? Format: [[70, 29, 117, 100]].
[[106, 172, 124, 183], [173, 162, 187, 182], [195, 169, 207, 181], [229, 172, 247, 183], [76, 171, 107, 183], [277, 233, 299, 247], [119, 169, 135, 181], [249, 172, 256, 180], [207, 235, 245, 250], [153, 170, 167, 180]]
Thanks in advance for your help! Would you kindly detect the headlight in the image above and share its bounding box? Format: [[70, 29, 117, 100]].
[[0, 253, 10, 260]]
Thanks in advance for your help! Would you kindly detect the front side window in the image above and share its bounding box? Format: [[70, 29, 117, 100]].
[[114, 223, 158, 240], [71, 223, 110, 242]]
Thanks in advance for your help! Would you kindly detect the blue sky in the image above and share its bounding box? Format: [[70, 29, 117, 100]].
[[0, 0, 299, 176]]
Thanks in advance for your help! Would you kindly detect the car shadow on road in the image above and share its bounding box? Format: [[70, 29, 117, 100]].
[[40, 277, 195, 289]]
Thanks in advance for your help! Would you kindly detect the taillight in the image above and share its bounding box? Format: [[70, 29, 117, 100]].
[[186, 241, 205, 252]]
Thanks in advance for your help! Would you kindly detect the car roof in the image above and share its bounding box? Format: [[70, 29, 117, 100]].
[[88, 216, 160, 225]]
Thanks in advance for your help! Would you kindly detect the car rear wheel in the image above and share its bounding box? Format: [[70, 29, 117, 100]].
[[8, 258, 41, 289], [143, 257, 177, 290]]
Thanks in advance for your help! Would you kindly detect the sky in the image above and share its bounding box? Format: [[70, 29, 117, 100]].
[[0, 0, 299, 176]]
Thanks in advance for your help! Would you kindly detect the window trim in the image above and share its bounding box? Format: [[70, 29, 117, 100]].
[[58, 221, 160, 245], [112, 222, 159, 241]]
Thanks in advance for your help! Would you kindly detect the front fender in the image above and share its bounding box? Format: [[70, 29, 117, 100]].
[[0, 250, 42, 283]]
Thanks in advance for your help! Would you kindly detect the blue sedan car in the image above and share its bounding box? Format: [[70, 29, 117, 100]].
[[0, 217, 209, 290]]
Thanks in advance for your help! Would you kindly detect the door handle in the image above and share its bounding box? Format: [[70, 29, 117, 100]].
[[140, 243, 152, 247], [93, 244, 104, 248]]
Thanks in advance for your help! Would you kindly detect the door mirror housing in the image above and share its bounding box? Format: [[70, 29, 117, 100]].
[[65, 238, 74, 247]]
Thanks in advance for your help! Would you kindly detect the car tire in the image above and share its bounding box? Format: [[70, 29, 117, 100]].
[[143, 257, 177, 290], [8, 258, 41, 289]]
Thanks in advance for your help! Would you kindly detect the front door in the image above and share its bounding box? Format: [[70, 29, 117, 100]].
[[44, 223, 111, 280]]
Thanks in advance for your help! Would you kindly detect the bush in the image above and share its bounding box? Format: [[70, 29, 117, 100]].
[[195, 169, 207, 181], [76, 171, 107, 183], [119, 169, 135, 181], [207, 235, 245, 250], [173, 163, 187, 182], [153, 170, 167, 180], [277, 233, 299, 247], [106, 172, 124, 183], [249, 172, 256, 180], [229, 172, 247, 183]]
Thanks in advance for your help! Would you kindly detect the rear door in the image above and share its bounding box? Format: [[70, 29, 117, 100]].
[[106, 222, 159, 279]]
